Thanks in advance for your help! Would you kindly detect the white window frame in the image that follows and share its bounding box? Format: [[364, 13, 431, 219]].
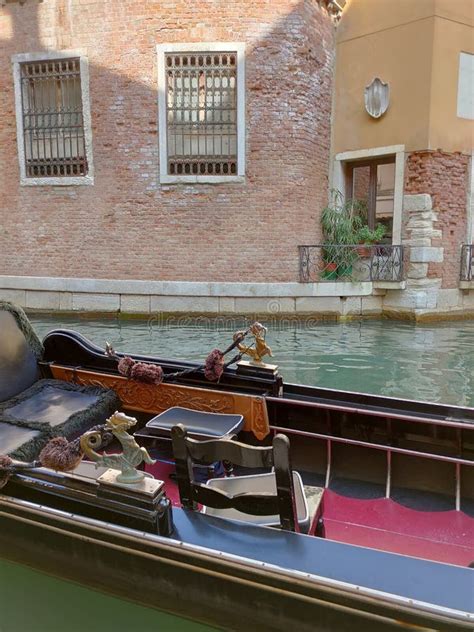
[[12, 50, 94, 186], [331, 145, 405, 245], [468, 150, 474, 244], [457, 52, 474, 121], [157, 42, 245, 185]]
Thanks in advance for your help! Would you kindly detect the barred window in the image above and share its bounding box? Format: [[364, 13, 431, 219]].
[[18, 58, 87, 178], [158, 44, 245, 183]]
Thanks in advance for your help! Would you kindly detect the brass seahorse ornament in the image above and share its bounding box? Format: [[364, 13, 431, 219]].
[[81, 411, 155, 484], [233, 322, 273, 365]]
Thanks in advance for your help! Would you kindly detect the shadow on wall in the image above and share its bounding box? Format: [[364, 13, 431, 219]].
[[0, 0, 335, 282]]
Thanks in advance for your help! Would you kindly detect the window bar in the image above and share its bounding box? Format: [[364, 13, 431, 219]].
[[68, 64, 73, 171], [75, 67, 80, 175], [195, 70, 199, 173], [61, 64, 67, 173], [50, 71, 55, 172], [178, 68, 183, 164], [20, 58, 86, 178], [54, 76, 59, 169], [35, 71, 44, 169], [211, 65, 215, 173], [165, 52, 237, 176], [39, 71, 45, 171], [218, 64, 224, 173]]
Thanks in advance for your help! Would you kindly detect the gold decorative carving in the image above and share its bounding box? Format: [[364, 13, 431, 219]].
[[51, 366, 270, 440], [251, 397, 270, 439]]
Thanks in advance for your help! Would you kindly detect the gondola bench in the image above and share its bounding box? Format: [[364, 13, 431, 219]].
[[0, 301, 119, 461]]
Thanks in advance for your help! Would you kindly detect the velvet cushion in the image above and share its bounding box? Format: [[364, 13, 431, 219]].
[[5, 386, 98, 428], [0, 379, 120, 461], [0, 424, 42, 456]]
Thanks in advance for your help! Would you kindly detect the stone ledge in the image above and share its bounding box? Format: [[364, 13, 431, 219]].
[[382, 307, 474, 322], [0, 275, 373, 298], [460, 281, 474, 290], [373, 281, 406, 290]]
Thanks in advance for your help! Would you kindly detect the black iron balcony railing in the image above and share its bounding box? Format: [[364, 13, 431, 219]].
[[299, 244, 405, 283], [460, 244, 473, 282]]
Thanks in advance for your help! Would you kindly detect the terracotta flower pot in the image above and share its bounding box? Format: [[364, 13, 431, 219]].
[[356, 244, 372, 257]]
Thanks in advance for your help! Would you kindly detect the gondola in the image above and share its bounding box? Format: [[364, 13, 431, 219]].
[[0, 301, 472, 631]]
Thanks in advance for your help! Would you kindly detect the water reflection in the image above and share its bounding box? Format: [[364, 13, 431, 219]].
[[30, 316, 474, 407]]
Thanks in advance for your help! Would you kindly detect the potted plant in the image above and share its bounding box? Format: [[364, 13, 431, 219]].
[[320, 191, 367, 279], [321, 261, 338, 280], [355, 224, 386, 257]]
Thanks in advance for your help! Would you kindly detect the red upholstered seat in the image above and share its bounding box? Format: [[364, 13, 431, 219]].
[[321, 490, 474, 567]]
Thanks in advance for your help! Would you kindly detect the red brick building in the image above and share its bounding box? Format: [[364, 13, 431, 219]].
[[0, 0, 472, 319]]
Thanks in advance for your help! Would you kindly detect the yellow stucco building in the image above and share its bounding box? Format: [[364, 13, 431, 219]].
[[330, 0, 473, 317]]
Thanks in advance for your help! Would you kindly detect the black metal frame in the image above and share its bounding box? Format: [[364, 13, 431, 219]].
[[171, 424, 299, 531], [165, 51, 237, 176], [20, 58, 87, 178], [299, 244, 404, 283]]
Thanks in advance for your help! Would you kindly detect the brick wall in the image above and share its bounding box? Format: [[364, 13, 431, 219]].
[[404, 150, 470, 289], [0, 0, 335, 283]]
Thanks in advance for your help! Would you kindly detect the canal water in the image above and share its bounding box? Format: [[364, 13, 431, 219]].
[[31, 315, 474, 407], [0, 559, 216, 632]]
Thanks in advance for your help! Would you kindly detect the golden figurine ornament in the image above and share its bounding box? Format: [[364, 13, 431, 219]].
[[233, 322, 273, 365], [81, 411, 155, 484]]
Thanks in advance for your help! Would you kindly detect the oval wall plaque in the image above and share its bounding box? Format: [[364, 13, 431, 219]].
[[364, 77, 389, 119]]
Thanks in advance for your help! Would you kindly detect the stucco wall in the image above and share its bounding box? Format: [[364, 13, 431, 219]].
[[430, 15, 474, 153], [332, 0, 473, 154]]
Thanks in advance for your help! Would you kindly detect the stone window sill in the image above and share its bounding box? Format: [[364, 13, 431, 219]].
[[20, 175, 94, 186], [160, 175, 245, 185]]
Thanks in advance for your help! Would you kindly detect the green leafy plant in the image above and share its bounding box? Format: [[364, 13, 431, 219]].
[[321, 190, 366, 245], [355, 224, 386, 245], [320, 191, 368, 278], [319, 191, 387, 276]]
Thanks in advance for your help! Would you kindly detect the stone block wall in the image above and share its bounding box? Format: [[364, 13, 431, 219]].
[[384, 187, 473, 316], [0, 0, 335, 284], [404, 150, 470, 289]]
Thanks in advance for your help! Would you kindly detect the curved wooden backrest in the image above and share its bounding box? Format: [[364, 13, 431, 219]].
[[171, 424, 298, 532], [0, 306, 40, 402]]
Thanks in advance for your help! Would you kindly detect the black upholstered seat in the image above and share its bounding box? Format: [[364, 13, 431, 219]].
[[0, 301, 119, 461], [146, 407, 244, 440]]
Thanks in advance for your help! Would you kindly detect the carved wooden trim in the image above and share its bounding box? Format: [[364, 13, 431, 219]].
[[50, 366, 270, 440]]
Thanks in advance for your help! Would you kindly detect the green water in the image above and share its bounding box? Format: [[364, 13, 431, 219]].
[[0, 559, 217, 632], [30, 315, 474, 407]]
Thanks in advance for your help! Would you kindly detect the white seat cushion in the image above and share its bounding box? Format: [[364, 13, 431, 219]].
[[202, 471, 309, 530]]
